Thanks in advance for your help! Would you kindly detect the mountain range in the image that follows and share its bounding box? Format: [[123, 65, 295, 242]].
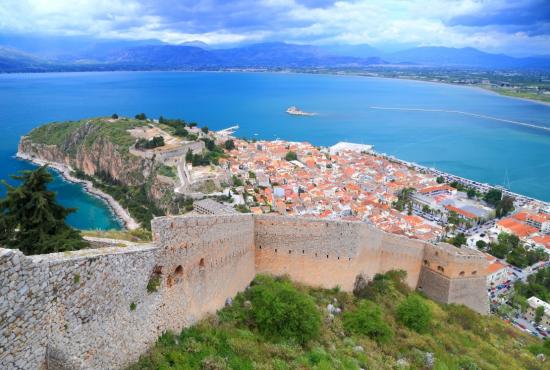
[[0, 40, 549, 72]]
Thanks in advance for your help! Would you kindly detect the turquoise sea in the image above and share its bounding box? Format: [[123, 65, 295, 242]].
[[1, 71, 549, 230]]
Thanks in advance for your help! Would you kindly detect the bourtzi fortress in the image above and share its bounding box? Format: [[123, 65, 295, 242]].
[[1, 214, 488, 369]]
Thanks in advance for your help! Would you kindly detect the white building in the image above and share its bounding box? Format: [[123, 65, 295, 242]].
[[485, 256, 509, 287], [525, 296, 550, 327]]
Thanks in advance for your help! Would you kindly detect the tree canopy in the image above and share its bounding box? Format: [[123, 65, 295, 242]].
[[0, 166, 88, 255]]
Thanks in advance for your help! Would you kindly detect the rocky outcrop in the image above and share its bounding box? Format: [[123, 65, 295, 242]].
[[18, 121, 173, 213]]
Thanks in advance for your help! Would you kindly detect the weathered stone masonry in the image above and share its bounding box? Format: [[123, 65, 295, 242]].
[[1, 214, 488, 369]]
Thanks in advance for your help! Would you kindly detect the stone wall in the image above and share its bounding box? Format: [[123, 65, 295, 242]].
[[1, 214, 255, 370], [254, 215, 427, 290], [1, 214, 488, 369]]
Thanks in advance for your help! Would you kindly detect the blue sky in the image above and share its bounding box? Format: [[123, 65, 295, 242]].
[[0, 0, 549, 55]]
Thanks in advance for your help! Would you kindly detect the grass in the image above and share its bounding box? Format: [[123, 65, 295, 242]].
[[28, 120, 86, 145], [28, 117, 143, 156], [157, 165, 177, 178], [128, 274, 544, 370], [81, 229, 152, 242], [487, 87, 550, 104]]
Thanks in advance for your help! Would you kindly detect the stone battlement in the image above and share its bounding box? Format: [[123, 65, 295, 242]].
[[0, 214, 488, 369]]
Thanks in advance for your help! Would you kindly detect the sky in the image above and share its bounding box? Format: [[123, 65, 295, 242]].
[[0, 0, 549, 56]]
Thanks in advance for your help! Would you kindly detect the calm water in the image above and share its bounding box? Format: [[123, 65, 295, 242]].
[[1, 71, 549, 229]]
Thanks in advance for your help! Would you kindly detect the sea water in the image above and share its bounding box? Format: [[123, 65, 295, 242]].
[[1, 71, 549, 229]]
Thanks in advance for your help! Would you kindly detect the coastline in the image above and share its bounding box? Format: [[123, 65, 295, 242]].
[[15, 152, 140, 230], [3, 69, 550, 107]]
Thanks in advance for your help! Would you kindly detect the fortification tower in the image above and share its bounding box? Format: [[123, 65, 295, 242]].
[[419, 242, 489, 314]]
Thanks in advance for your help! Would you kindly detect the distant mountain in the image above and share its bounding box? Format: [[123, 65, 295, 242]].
[[0, 47, 52, 72], [103, 45, 219, 68], [88, 42, 386, 69], [211, 42, 385, 67], [385, 47, 550, 69], [1, 41, 549, 72], [323, 43, 381, 58]]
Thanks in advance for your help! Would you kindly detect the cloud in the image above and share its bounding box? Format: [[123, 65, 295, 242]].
[[0, 0, 548, 55]]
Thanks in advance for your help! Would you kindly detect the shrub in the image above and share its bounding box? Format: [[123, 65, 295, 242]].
[[147, 275, 161, 293], [353, 270, 409, 300], [343, 300, 393, 343], [285, 151, 298, 161], [135, 113, 147, 120], [248, 275, 321, 344], [224, 139, 235, 150], [396, 294, 432, 333], [130, 302, 137, 311]]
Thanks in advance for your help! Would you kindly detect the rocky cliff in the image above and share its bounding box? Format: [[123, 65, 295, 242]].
[[17, 118, 181, 223]]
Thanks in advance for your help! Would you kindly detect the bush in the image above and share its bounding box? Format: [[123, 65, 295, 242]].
[[343, 300, 393, 343], [353, 270, 409, 300], [147, 275, 161, 293], [224, 139, 235, 150], [445, 304, 482, 334], [396, 294, 432, 333], [285, 151, 298, 161], [248, 275, 321, 344], [135, 113, 147, 120]]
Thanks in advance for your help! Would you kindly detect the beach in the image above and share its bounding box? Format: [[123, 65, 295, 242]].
[[15, 152, 140, 230]]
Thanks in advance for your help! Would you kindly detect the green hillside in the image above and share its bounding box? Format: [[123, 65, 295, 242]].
[[129, 273, 547, 370]]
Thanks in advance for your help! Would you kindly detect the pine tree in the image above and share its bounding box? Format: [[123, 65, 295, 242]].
[[0, 166, 88, 255]]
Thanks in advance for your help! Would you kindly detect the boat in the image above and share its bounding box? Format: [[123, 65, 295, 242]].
[[286, 106, 316, 116]]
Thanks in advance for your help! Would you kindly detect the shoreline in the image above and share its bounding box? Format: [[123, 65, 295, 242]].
[[15, 152, 140, 230]]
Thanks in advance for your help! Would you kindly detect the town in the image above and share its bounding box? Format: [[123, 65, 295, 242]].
[[211, 135, 550, 340]]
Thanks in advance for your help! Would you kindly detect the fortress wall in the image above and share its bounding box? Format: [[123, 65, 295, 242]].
[[1, 214, 489, 369], [422, 243, 487, 279], [254, 216, 375, 290], [254, 215, 425, 290], [377, 233, 426, 288], [0, 249, 51, 370], [150, 214, 256, 326], [1, 214, 256, 370], [418, 266, 489, 314], [44, 245, 162, 369]]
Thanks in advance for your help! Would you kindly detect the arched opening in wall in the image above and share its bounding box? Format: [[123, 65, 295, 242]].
[[175, 265, 183, 276], [437, 266, 444, 273], [275, 249, 278, 253], [288, 250, 292, 254], [199, 258, 205, 269], [435, 251, 439, 256], [423, 259, 429, 266], [302, 250, 305, 254], [326, 254, 329, 259], [471, 270, 477, 275], [459, 271, 465, 277]]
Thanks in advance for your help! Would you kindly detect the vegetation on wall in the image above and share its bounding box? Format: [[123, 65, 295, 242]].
[[130, 272, 543, 370], [135, 136, 165, 150]]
